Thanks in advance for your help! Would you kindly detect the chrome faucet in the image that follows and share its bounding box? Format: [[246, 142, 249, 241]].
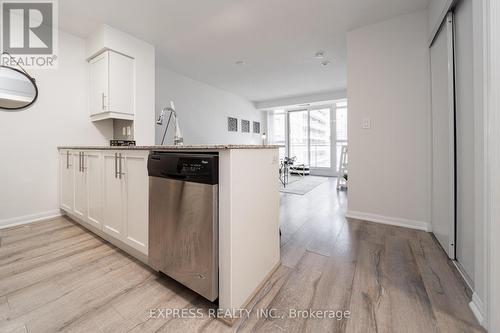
[[157, 101, 183, 146]]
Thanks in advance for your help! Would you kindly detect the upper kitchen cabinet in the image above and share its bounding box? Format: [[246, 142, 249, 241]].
[[89, 50, 134, 122]]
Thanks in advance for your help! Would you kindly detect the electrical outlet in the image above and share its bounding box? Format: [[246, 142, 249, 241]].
[[362, 118, 371, 129]]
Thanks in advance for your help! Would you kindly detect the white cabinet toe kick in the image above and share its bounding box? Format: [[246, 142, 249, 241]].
[[58, 147, 280, 321]]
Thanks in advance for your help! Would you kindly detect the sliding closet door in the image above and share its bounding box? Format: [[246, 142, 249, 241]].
[[430, 13, 456, 259], [454, 0, 475, 283]]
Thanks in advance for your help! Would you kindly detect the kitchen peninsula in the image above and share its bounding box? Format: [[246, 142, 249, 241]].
[[57, 145, 281, 317]]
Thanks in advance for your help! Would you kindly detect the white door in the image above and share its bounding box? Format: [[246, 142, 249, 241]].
[[108, 51, 134, 116], [85, 151, 103, 229], [430, 13, 456, 259], [122, 151, 149, 254], [454, 0, 475, 282], [73, 151, 87, 219], [89, 52, 109, 116], [102, 151, 124, 238], [59, 150, 74, 212]]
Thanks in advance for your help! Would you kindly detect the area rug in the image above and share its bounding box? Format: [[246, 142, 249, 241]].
[[280, 176, 329, 195]]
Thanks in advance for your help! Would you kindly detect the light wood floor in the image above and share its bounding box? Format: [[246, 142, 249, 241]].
[[0, 179, 483, 333]]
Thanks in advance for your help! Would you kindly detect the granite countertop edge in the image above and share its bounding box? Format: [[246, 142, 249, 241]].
[[57, 144, 283, 150]]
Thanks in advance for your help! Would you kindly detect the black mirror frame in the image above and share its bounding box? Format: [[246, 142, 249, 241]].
[[0, 65, 39, 111], [0, 51, 39, 111]]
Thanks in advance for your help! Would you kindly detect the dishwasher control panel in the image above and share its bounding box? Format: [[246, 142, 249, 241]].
[[148, 152, 218, 185]]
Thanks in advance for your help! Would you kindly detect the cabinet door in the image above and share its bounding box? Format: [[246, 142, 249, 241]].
[[122, 151, 149, 254], [108, 51, 134, 115], [85, 151, 103, 229], [73, 151, 87, 219], [59, 150, 74, 212], [102, 152, 124, 238], [89, 52, 109, 116]]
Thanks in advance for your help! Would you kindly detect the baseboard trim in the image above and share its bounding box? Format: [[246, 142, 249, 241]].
[[469, 292, 486, 328], [0, 209, 62, 229], [345, 210, 430, 232], [452, 260, 474, 293]]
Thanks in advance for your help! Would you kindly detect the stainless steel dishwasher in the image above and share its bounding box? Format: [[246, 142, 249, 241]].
[[148, 152, 218, 301]]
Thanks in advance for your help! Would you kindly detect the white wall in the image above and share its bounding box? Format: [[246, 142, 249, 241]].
[[346, 10, 431, 230], [86, 25, 156, 145], [155, 66, 263, 145], [0, 32, 111, 226]]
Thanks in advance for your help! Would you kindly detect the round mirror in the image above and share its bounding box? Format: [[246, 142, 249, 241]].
[[0, 66, 38, 110]]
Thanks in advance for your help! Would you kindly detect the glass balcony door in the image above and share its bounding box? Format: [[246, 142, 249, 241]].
[[288, 109, 309, 166], [287, 106, 336, 176]]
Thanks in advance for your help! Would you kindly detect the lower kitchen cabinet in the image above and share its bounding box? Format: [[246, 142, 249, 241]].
[[85, 151, 104, 228], [59, 150, 75, 212], [73, 151, 87, 220], [59, 149, 148, 256], [121, 151, 149, 254], [103, 151, 125, 239]]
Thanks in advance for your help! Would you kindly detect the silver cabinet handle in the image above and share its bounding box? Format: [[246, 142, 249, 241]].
[[78, 152, 82, 172], [101, 93, 106, 110], [114, 153, 118, 178], [118, 153, 125, 179]]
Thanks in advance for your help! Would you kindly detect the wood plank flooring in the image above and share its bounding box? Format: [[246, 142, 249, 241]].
[[0, 179, 483, 332]]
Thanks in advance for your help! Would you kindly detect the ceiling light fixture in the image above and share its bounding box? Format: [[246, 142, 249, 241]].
[[235, 60, 245, 66], [321, 60, 331, 67], [315, 52, 325, 59]]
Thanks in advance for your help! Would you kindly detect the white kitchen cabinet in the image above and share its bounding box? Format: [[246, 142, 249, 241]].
[[60, 149, 148, 256], [102, 151, 125, 239], [73, 151, 87, 220], [89, 52, 108, 118], [59, 150, 75, 212], [102, 150, 149, 254], [122, 151, 149, 254], [64, 150, 104, 229], [85, 151, 104, 228], [89, 50, 134, 121]]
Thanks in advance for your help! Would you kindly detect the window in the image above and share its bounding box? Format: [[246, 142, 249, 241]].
[[266, 100, 348, 175], [288, 110, 309, 165], [309, 108, 331, 168], [288, 107, 333, 170], [267, 109, 286, 159]]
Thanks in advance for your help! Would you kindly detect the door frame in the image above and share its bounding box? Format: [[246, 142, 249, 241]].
[[286, 105, 337, 176], [482, 0, 500, 330]]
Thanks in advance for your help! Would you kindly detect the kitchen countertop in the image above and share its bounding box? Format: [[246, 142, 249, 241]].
[[57, 144, 282, 150]]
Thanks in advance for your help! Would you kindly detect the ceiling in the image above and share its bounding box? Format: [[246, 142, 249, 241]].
[[59, 0, 430, 103]]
